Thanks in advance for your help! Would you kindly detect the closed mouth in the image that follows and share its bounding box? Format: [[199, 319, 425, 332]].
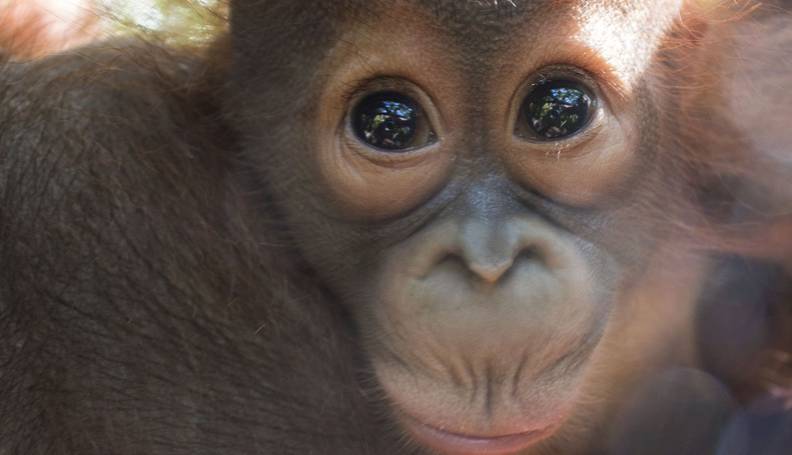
[[401, 412, 560, 455]]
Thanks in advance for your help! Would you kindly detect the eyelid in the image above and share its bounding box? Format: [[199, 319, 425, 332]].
[[520, 65, 603, 105], [342, 77, 431, 116]]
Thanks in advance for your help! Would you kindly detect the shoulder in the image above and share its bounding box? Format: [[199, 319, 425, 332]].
[[0, 38, 234, 241], [0, 37, 231, 194], [1, 38, 224, 148]]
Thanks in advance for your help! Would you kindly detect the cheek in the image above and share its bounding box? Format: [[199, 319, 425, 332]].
[[315, 138, 454, 219], [513, 125, 638, 205], [499, 103, 641, 206]]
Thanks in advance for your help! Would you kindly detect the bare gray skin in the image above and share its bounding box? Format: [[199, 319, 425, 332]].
[[1, 1, 790, 454]]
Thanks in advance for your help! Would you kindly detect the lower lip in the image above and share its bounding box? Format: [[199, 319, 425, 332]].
[[402, 414, 558, 455]]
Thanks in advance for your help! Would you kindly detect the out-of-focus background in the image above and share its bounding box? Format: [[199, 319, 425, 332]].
[[0, 0, 225, 58], [97, 0, 226, 42]]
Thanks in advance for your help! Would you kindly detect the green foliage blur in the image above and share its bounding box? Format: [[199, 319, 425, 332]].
[[99, 0, 227, 45]]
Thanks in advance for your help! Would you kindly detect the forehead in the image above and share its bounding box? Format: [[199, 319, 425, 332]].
[[404, 0, 554, 34], [344, 0, 655, 36], [324, 0, 680, 89]]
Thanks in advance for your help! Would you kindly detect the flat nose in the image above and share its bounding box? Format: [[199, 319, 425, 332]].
[[458, 219, 526, 284], [404, 218, 563, 284]]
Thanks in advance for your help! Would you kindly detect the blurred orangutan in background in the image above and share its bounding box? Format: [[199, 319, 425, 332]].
[[0, 0, 98, 58]]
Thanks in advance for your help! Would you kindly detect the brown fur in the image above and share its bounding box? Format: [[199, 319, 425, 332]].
[[0, 1, 789, 454]]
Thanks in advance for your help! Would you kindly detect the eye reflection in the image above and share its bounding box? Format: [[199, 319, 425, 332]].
[[521, 79, 594, 140], [352, 92, 429, 152]]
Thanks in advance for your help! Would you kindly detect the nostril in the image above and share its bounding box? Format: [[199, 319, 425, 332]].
[[468, 259, 514, 284], [456, 219, 547, 285], [466, 248, 539, 285], [433, 252, 513, 285]]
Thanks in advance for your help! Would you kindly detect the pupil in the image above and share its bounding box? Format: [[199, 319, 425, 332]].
[[353, 92, 419, 151], [523, 80, 592, 140]]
